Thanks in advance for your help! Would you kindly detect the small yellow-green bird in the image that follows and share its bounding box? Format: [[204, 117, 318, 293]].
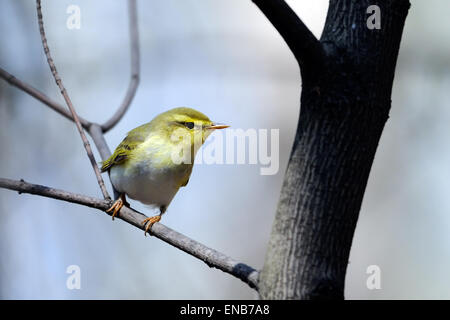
[[101, 107, 228, 235]]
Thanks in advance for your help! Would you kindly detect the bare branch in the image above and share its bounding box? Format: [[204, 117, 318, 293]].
[[0, 177, 259, 290], [252, 0, 323, 69], [1, 0, 140, 134], [0, 69, 119, 199], [36, 0, 110, 200], [101, 0, 140, 132], [89, 123, 121, 200], [89, 123, 113, 161], [0, 67, 92, 130], [0, 69, 119, 198], [0, 178, 108, 210]]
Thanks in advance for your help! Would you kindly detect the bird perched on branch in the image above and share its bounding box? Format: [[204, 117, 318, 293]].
[[101, 107, 229, 235]]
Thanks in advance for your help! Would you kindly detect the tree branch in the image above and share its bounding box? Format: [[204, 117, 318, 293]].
[[101, 0, 140, 132], [0, 68, 119, 199], [0, 177, 259, 290], [0, 67, 92, 130], [0, 69, 115, 196], [36, 0, 110, 200], [1, 0, 140, 134], [252, 0, 323, 69], [88, 123, 120, 200]]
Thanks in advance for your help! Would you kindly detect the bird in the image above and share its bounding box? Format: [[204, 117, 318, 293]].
[[100, 107, 229, 235]]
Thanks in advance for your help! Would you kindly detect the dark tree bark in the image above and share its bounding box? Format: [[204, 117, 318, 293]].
[[254, 0, 411, 299]]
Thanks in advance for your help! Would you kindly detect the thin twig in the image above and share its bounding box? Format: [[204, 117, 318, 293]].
[[88, 123, 113, 161], [0, 68, 119, 199], [1, 0, 139, 133], [101, 0, 140, 132], [36, 0, 110, 200], [89, 123, 121, 200], [0, 67, 92, 129], [0, 177, 259, 290]]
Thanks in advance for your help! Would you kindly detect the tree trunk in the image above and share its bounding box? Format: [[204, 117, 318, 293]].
[[255, 0, 411, 299]]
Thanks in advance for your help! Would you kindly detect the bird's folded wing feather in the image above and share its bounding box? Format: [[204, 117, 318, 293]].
[[100, 123, 150, 172]]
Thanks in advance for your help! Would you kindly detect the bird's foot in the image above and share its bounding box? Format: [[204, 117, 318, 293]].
[[106, 194, 126, 220], [142, 215, 161, 236]]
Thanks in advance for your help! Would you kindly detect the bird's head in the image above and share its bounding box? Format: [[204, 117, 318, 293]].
[[150, 107, 229, 163]]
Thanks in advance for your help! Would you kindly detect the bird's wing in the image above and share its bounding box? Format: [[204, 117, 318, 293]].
[[178, 165, 194, 188], [180, 177, 190, 187], [100, 124, 150, 172]]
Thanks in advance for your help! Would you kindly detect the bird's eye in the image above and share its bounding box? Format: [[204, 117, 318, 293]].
[[184, 122, 194, 129]]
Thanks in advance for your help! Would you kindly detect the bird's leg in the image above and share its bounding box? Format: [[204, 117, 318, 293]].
[[142, 205, 167, 236], [106, 193, 128, 220]]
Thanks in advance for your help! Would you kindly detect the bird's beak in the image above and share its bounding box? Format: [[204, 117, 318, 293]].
[[207, 123, 229, 130]]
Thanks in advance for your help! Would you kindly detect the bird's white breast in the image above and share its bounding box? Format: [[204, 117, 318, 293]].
[[109, 137, 192, 208]]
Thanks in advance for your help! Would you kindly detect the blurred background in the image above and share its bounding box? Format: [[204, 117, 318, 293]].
[[0, 0, 449, 299]]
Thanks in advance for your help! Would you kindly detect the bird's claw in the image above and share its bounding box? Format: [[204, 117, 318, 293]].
[[142, 215, 161, 236], [106, 198, 124, 220]]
